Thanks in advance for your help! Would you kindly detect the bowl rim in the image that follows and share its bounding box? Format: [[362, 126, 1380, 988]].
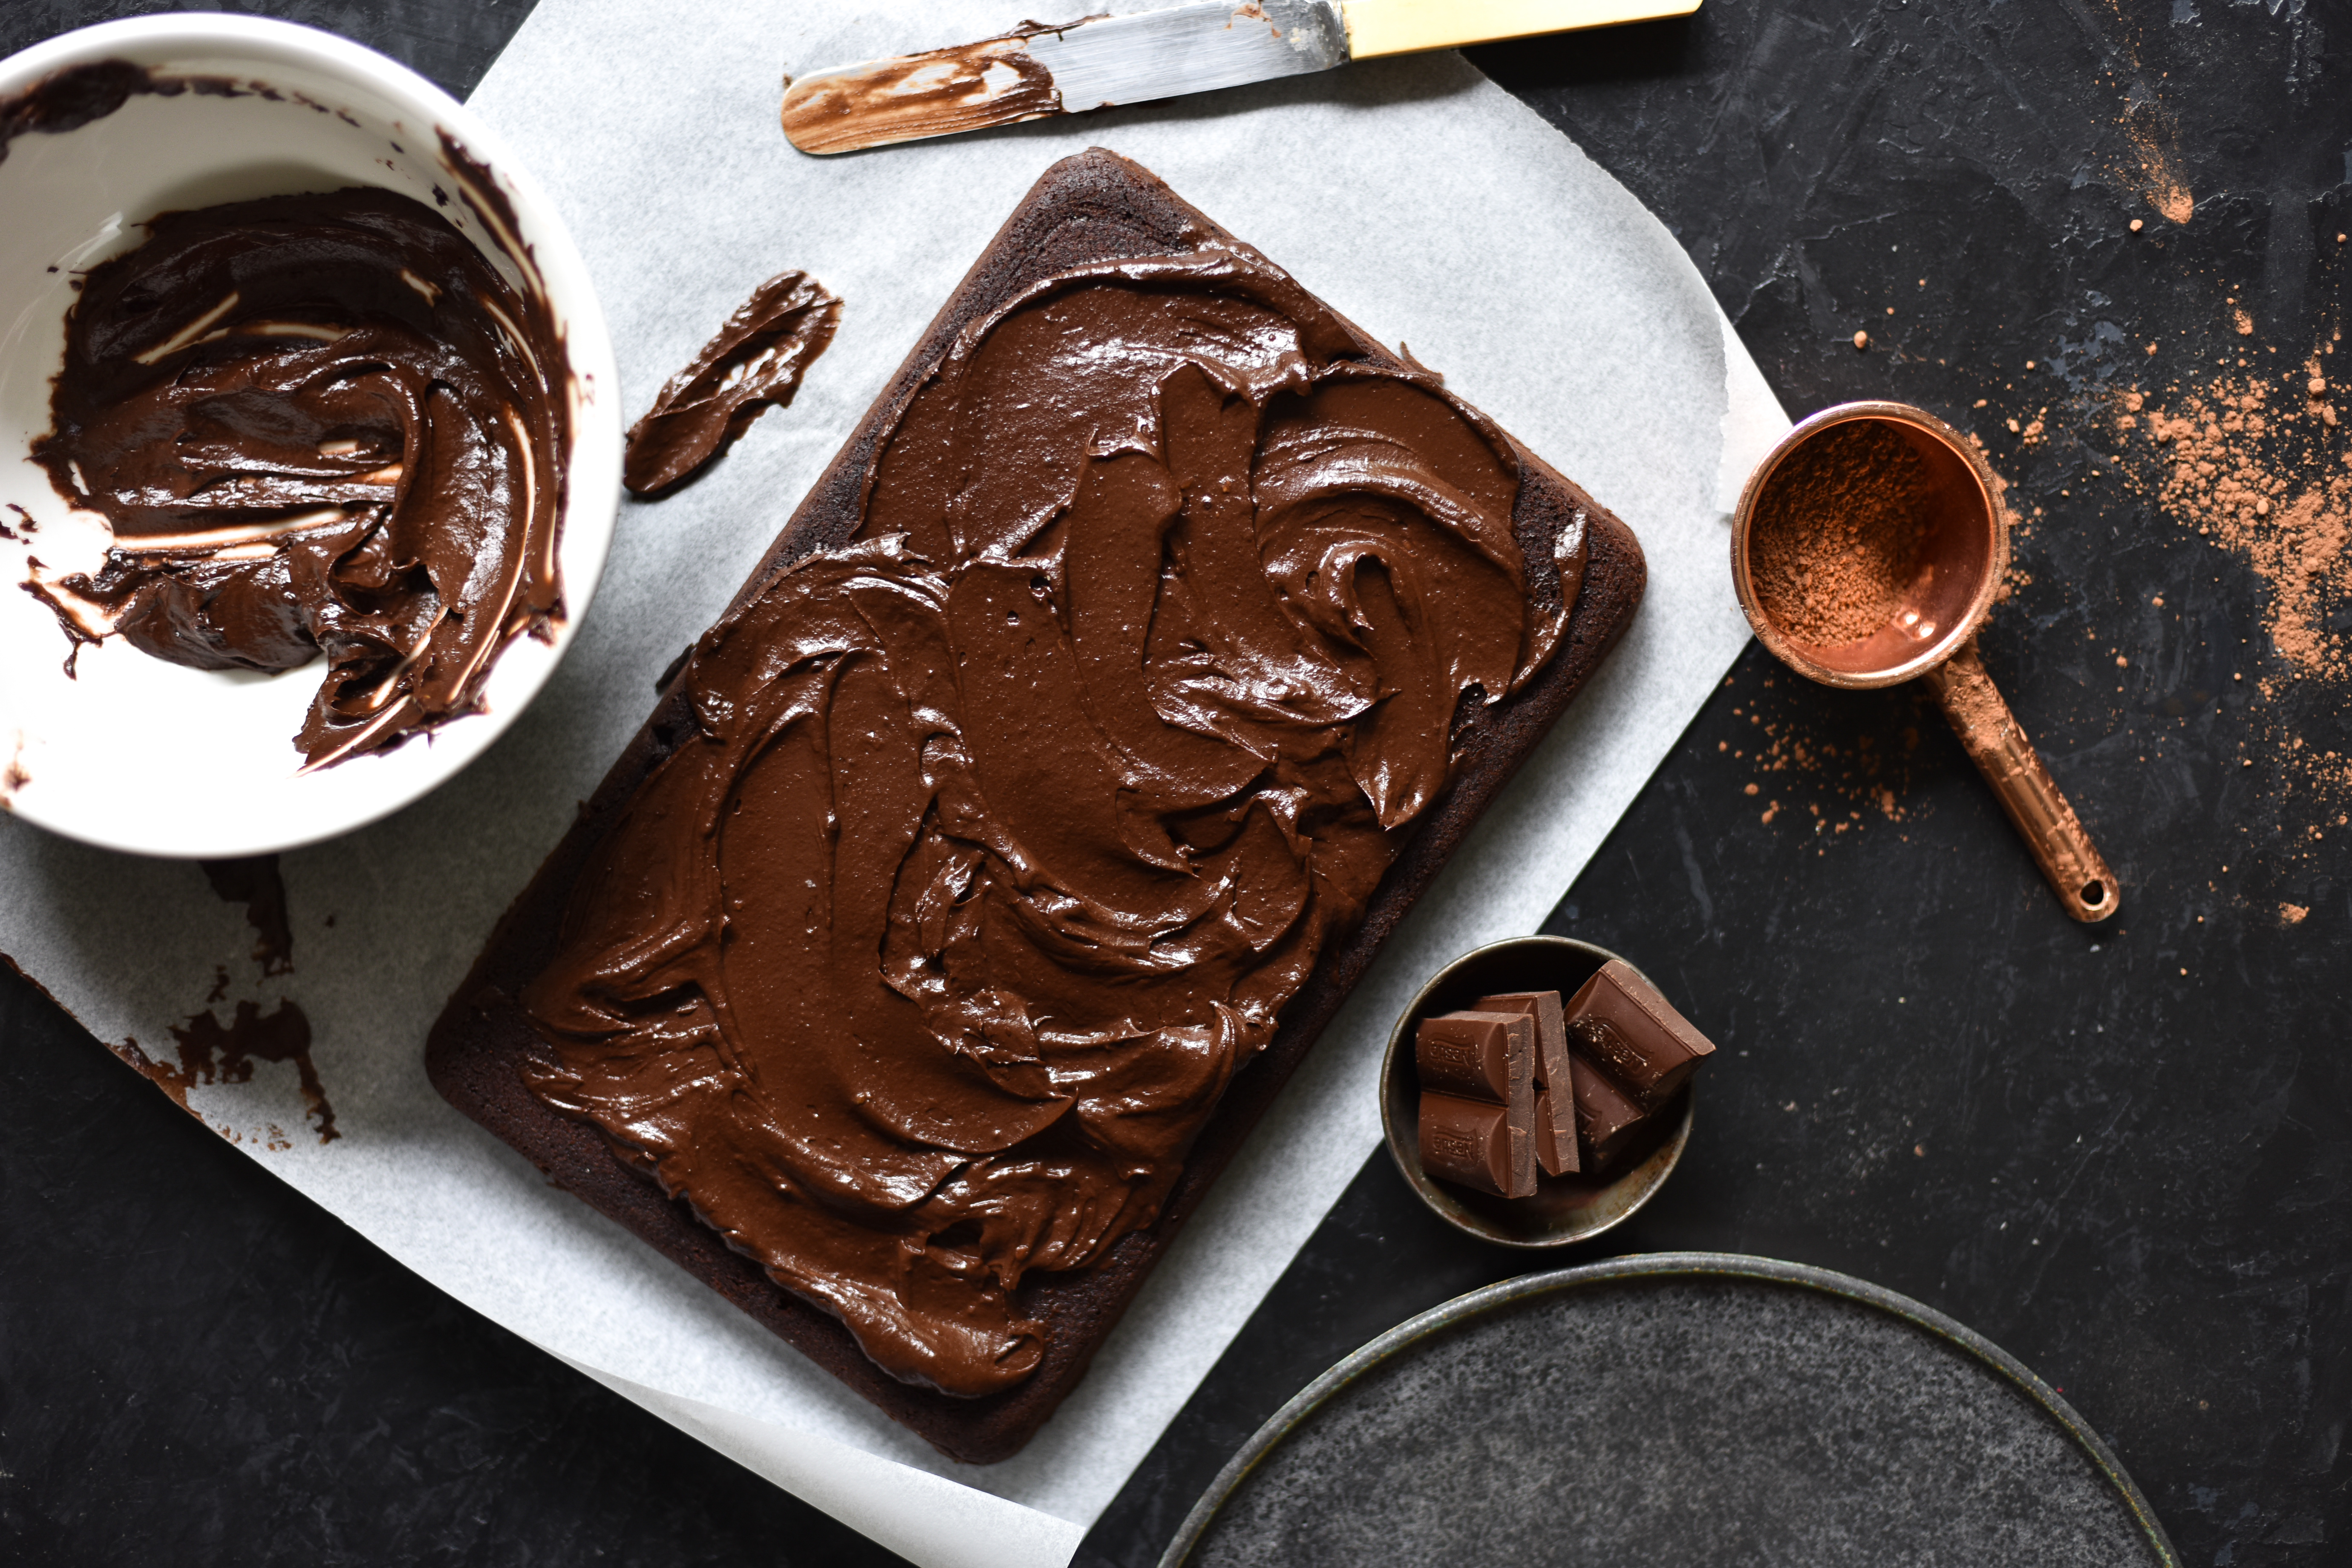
[[0, 13, 622, 858], [1378, 933, 1693, 1249]]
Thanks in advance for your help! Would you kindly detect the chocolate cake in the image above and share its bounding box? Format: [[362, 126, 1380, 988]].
[[427, 148, 1645, 1463]]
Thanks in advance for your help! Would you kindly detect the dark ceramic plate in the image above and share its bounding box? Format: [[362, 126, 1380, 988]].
[[1162, 1253, 2177, 1568]]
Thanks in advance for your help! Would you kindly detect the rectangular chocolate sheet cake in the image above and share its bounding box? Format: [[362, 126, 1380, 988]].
[[429, 148, 1645, 1462]]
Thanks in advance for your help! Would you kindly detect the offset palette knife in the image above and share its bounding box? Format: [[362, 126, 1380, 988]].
[[781, 0, 1702, 154]]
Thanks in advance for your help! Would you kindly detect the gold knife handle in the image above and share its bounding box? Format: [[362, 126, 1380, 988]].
[[1339, 0, 1703, 59]]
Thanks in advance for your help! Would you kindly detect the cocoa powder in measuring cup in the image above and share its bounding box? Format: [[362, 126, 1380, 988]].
[[1750, 419, 1933, 646]]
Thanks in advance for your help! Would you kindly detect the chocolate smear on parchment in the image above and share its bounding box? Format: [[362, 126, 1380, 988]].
[[201, 854, 294, 976], [113, 999, 338, 1145], [625, 270, 841, 495]]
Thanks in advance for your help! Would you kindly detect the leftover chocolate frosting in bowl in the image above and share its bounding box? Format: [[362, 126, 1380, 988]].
[[29, 179, 570, 770], [0, 17, 619, 856], [520, 246, 1586, 1398]]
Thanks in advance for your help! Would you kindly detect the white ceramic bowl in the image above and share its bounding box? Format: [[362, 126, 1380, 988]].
[[0, 15, 620, 858]]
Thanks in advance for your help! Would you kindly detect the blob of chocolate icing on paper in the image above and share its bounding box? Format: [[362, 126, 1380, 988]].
[[29, 174, 570, 770], [520, 247, 1584, 1398], [624, 269, 841, 495]]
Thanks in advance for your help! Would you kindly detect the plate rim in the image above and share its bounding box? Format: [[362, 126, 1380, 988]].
[[1158, 1250, 2181, 1568]]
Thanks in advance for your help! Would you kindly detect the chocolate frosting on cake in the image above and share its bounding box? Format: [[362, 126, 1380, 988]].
[[517, 246, 1585, 1398], [29, 179, 569, 769]]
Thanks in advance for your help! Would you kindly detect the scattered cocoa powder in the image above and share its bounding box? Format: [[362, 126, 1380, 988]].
[[1721, 670, 1929, 836], [1746, 712, 1923, 827], [2101, 311, 2352, 825], [1749, 420, 1933, 647], [2123, 363, 2349, 685], [2119, 111, 2194, 226]]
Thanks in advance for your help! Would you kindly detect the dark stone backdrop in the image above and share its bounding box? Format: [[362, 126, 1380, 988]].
[[3, 3, 2345, 1565]]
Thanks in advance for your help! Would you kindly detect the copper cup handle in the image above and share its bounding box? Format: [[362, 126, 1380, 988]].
[[1920, 640, 2119, 923]]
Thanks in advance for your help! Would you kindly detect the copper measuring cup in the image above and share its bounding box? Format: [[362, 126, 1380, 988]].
[[1729, 401, 2119, 923]]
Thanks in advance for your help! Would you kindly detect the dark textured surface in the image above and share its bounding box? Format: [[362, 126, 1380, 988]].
[[0, 953, 911, 1568], [0, 0, 527, 98], [4, 0, 2348, 1564], [1186, 1272, 2160, 1568], [1091, 5, 2352, 1567]]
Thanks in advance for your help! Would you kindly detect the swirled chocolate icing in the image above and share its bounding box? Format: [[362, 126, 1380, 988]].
[[520, 248, 1582, 1397], [29, 180, 568, 769]]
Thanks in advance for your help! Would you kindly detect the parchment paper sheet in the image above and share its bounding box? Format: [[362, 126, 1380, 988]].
[[0, 5, 1786, 1564]]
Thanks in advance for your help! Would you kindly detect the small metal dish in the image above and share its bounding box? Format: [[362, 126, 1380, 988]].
[[1380, 934, 1692, 1248]]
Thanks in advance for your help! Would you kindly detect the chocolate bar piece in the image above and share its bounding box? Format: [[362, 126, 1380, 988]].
[[1568, 1053, 1650, 1170], [1476, 989, 1579, 1176], [1532, 1087, 1577, 1176], [1565, 959, 1716, 1110], [1415, 1011, 1532, 1104], [1415, 1011, 1536, 1196], [1418, 1092, 1524, 1198]]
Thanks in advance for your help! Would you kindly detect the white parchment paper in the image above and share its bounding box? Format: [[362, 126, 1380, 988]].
[[0, 4, 1786, 1564]]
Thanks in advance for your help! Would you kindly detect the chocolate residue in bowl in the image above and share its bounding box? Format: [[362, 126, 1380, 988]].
[[26, 175, 571, 770], [1749, 420, 1933, 647], [0, 59, 156, 164], [200, 853, 294, 976], [114, 997, 336, 1145], [624, 269, 841, 495]]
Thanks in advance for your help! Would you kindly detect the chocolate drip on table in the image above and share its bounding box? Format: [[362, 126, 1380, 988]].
[[624, 269, 840, 495], [29, 183, 569, 769], [521, 245, 1584, 1398]]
